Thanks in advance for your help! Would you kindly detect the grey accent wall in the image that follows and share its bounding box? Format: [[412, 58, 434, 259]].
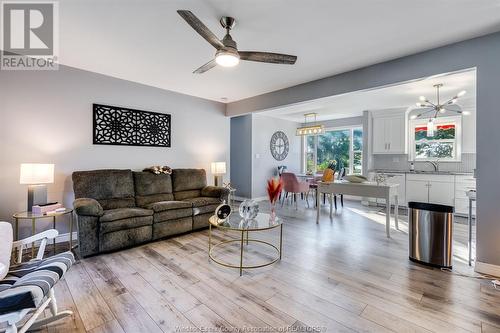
[[227, 31, 500, 268], [230, 115, 252, 198], [252, 114, 301, 198], [0, 65, 228, 238]]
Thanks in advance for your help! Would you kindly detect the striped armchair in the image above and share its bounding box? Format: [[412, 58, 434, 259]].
[[0, 222, 74, 333]]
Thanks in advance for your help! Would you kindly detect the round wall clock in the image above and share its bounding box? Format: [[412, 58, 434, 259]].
[[270, 131, 289, 161]]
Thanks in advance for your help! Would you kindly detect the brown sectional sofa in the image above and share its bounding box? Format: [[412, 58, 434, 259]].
[[72, 168, 229, 257]]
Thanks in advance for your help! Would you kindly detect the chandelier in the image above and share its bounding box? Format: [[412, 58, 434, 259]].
[[411, 83, 467, 137], [296, 113, 325, 136]]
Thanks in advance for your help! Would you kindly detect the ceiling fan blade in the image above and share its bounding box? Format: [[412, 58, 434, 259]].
[[177, 10, 224, 50], [239, 51, 297, 64], [193, 59, 216, 74]]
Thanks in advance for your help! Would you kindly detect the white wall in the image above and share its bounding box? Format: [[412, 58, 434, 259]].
[[0, 65, 229, 238], [251, 114, 301, 198]]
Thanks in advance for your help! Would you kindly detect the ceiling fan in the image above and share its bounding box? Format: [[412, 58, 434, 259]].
[[177, 10, 297, 74]]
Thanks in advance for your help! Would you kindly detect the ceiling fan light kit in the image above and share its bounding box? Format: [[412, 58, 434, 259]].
[[177, 10, 297, 74], [413, 83, 468, 137], [215, 50, 240, 67]]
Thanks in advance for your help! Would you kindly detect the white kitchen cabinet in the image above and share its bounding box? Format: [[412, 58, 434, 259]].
[[372, 117, 387, 153], [428, 181, 455, 206], [388, 117, 405, 153], [406, 180, 429, 204], [406, 174, 455, 206], [372, 113, 406, 154]]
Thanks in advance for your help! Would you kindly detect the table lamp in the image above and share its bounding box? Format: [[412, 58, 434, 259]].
[[20, 163, 54, 212], [211, 161, 226, 187]]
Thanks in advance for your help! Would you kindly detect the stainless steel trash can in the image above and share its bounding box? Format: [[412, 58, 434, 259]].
[[408, 202, 454, 268]]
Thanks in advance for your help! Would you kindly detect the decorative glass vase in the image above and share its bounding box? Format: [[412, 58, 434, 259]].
[[239, 199, 259, 221], [270, 201, 277, 220]]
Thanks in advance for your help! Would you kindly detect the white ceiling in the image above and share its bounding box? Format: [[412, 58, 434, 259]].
[[261, 69, 476, 122], [59, 1, 500, 103]]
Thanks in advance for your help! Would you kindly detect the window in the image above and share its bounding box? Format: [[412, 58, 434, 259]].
[[303, 126, 363, 175], [409, 116, 461, 161]]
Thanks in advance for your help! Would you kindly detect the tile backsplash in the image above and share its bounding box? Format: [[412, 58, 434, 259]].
[[372, 153, 476, 173]]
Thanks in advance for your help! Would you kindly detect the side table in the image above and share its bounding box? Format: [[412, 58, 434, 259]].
[[13, 209, 75, 258]]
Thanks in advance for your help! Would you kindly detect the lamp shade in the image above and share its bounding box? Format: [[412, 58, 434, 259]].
[[20, 163, 54, 184], [211, 162, 226, 175]]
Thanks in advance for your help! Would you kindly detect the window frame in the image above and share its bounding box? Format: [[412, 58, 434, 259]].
[[408, 115, 462, 162], [302, 125, 363, 174]]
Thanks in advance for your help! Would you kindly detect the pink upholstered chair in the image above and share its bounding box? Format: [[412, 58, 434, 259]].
[[280, 172, 311, 208]]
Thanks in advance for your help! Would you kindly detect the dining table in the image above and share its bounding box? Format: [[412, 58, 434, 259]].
[[316, 180, 400, 238]]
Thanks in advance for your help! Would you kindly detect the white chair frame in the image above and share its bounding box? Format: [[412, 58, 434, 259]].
[[0, 229, 73, 333]]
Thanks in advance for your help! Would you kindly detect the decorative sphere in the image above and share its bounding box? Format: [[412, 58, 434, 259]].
[[239, 199, 259, 220]]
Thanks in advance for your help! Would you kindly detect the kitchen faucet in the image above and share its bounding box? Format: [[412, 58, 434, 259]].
[[427, 160, 439, 172]]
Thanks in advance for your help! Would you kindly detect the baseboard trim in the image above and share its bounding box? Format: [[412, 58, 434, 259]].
[[475, 261, 500, 277]]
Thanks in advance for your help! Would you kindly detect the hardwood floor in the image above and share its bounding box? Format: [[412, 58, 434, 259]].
[[34, 201, 500, 332]]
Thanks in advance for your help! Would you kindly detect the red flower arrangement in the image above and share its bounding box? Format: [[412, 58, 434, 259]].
[[267, 177, 283, 204]]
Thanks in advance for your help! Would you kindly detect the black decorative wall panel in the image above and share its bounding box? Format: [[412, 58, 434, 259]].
[[93, 104, 171, 147]]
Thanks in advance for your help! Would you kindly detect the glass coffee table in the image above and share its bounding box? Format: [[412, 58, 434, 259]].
[[208, 213, 283, 276]]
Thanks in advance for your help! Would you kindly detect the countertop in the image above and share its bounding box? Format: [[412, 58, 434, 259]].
[[369, 169, 474, 176]]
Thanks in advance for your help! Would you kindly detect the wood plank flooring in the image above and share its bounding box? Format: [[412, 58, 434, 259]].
[[32, 201, 500, 332]]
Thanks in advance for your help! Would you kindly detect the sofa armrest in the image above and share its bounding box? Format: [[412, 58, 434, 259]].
[[73, 198, 104, 217], [201, 186, 230, 202]]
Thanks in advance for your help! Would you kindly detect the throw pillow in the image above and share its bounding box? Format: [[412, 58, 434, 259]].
[[143, 165, 172, 175]]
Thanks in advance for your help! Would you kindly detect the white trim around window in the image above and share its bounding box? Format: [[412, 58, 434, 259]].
[[408, 115, 462, 162], [302, 125, 363, 174]]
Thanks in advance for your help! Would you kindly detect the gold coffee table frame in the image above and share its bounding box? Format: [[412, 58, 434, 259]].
[[208, 214, 283, 276]]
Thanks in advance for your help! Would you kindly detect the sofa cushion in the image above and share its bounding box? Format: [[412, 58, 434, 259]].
[[183, 196, 221, 207], [172, 169, 207, 192], [100, 216, 153, 234], [174, 190, 202, 201], [133, 172, 174, 207], [72, 169, 136, 210], [146, 200, 192, 213], [100, 207, 153, 223], [154, 208, 192, 223], [201, 186, 230, 200]]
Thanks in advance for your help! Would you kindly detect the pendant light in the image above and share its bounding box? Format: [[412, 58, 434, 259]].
[[413, 83, 467, 137], [296, 113, 325, 136], [427, 118, 435, 137]]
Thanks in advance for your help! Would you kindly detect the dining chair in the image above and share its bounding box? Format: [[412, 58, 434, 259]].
[[315, 168, 345, 209], [280, 172, 311, 208]]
